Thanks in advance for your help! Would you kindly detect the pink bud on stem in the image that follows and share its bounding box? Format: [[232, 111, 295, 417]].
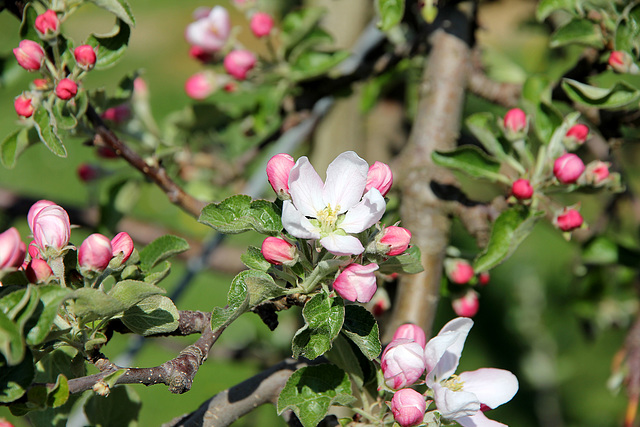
[[250, 12, 274, 38], [111, 232, 134, 264], [556, 208, 583, 232], [55, 78, 78, 100], [503, 108, 527, 137], [452, 289, 480, 317], [378, 226, 411, 256], [14, 94, 35, 118], [511, 178, 533, 200], [30, 204, 71, 254], [448, 260, 474, 285], [381, 338, 426, 389], [266, 153, 295, 200], [35, 10, 59, 37], [0, 227, 26, 271], [223, 50, 257, 80], [78, 233, 113, 272], [554, 153, 585, 184], [184, 72, 217, 100], [333, 263, 379, 303], [26, 258, 53, 283], [13, 40, 45, 71], [391, 324, 426, 349], [74, 45, 97, 71], [365, 161, 393, 196], [261, 236, 297, 265], [391, 388, 427, 427]]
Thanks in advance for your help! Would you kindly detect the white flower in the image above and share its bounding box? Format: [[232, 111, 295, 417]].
[[425, 317, 519, 427], [282, 151, 386, 256]]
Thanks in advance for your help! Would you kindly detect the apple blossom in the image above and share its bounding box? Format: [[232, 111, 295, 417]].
[[565, 123, 589, 145], [376, 226, 411, 256], [266, 153, 295, 200], [13, 40, 45, 71], [503, 108, 527, 138], [55, 78, 78, 100], [333, 263, 378, 303], [79, 234, 113, 272], [511, 178, 533, 200], [381, 338, 426, 389], [74, 45, 97, 71], [282, 151, 386, 256], [448, 260, 474, 285], [28, 200, 56, 231], [452, 290, 480, 317], [33, 78, 49, 90], [584, 160, 610, 185], [555, 208, 583, 232], [554, 153, 584, 184], [185, 6, 231, 53], [391, 323, 426, 349], [261, 236, 297, 265], [0, 228, 26, 271], [391, 388, 426, 427], [224, 50, 257, 80], [250, 12, 274, 38], [30, 204, 71, 254], [35, 10, 59, 37], [111, 232, 134, 264], [185, 72, 217, 100], [26, 258, 53, 284], [365, 161, 393, 196], [14, 94, 34, 118]]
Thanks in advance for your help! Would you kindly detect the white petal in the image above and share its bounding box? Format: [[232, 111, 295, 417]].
[[432, 383, 480, 419], [323, 151, 368, 213], [425, 317, 474, 383], [457, 412, 508, 427], [458, 368, 518, 410], [340, 188, 386, 233], [288, 157, 325, 217], [282, 201, 321, 239], [320, 233, 364, 256]]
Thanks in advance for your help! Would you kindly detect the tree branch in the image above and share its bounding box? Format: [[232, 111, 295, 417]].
[[467, 49, 521, 108], [107, 310, 212, 337]]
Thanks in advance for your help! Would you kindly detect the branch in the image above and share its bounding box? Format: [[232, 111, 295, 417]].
[[108, 310, 211, 337], [468, 49, 521, 108]]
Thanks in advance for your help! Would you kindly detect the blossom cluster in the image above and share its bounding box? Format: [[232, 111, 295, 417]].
[[384, 319, 519, 427]]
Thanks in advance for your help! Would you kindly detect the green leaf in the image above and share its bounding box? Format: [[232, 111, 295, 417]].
[[0, 310, 24, 366], [292, 293, 344, 360], [536, 0, 577, 21], [616, 6, 640, 53], [0, 349, 35, 403], [210, 272, 251, 331], [108, 280, 166, 309], [26, 286, 71, 346], [241, 246, 271, 271], [88, 0, 135, 27], [142, 260, 171, 285], [277, 364, 355, 427], [290, 50, 350, 81], [522, 76, 563, 144], [19, 3, 39, 42], [474, 207, 543, 272], [1, 128, 29, 168], [139, 235, 189, 271], [281, 7, 326, 54], [236, 269, 286, 307], [376, 0, 405, 32], [465, 113, 506, 159], [199, 195, 283, 235], [120, 295, 179, 336], [377, 245, 424, 275], [86, 19, 131, 70], [326, 334, 375, 388], [84, 385, 141, 427], [72, 288, 126, 319], [52, 98, 79, 130], [341, 305, 381, 360], [550, 18, 604, 49], [47, 374, 69, 408], [582, 237, 618, 265], [432, 146, 506, 183], [562, 78, 640, 109], [33, 107, 67, 158]]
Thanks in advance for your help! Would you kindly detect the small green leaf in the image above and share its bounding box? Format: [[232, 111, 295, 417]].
[[108, 280, 166, 309], [26, 286, 71, 346], [210, 272, 252, 331], [47, 375, 69, 408], [582, 237, 618, 265], [292, 293, 344, 360], [277, 364, 355, 427], [562, 78, 640, 109], [341, 305, 381, 360], [120, 295, 179, 336], [0, 349, 35, 403], [432, 146, 506, 183], [465, 113, 507, 159], [550, 18, 604, 49], [199, 195, 283, 235], [290, 50, 350, 81], [241, 246, 271, 271], [375, 0, 405, 32], [72, 288, 126, 319], [139, 235, 189, 271], [1, 128, 30, 169], [536, 0, 577, 21], [281, 8, 326, 54], [474, 207, 543, 272], [326, 334, 376, 388], [522, 76, 563, 144], [88, 0, 135, 27], [616, 6, 640, 53], [52, 99, 78, 130], [19, 3, 39, 42], [236, 269, 286, 307], [0, 310, 24, 366], [33, 107, 66, 158], [378, 245, 424, 275], [84, 385, 141, 427], [86, 19, 131, 70]]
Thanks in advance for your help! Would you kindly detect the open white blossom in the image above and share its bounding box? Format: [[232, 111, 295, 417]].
[[282, 151, 386, 256]]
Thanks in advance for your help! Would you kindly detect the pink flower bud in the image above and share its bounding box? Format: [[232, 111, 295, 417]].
[[381, 338, 426, 389], [77, 163, 101, 182], [448, 260, 474, 285], [391, 388, 427, 427], [261, 236, 297, 265], [369, 289, 390, 317], [365, 161, 393, 196], [0, 228, 26, 270], [503, 108, 527, 136], [250, 12, 274, 38], [192, 7, 211, 20], [26, 258, 53, 283], [111, 232, 134, 264], [188, 45, 213, 63], [33, 78, 49, 90], [13, 40, 45, 71], [28, 200, 56, 232], [565, 124, 589, 144], [35, 10, 59, 37], [74, 45, 97, 71], [28, 241, 42, 260], [97, 146, 119, 159], [185, 6, 231, 53], [55, 78, 78, 100], [133, 77, 148, 99], [223, 50, 257, 80], [608, 51, 636, 73], [555, 208, 583, 232], [333, 263, 379, 303], [266, 153, 295, 199], [31, 204, 71, 253], [79, 233, 113, 272], [392, 324, 426, 349], [101, 104, 131, 124], [184, 72, 217, 100], [584, 160, 610, 185], [511, 178, 533, 200], [452, 290, 480, 317], [379, 226, 411, 256], [478, 271, 490, 286], [553, 153, 585, 184], [14, 93, 35, 118]]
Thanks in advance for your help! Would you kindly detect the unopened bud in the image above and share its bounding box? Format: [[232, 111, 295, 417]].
[[583, 160, 610, 186], [378, 226, 411, 256], [608, 51, 639, 74], [14, 93, 35, 118], [365, 161, 393, 196], [101, 104, 131, 124], [250, 12, 274, 38], [391, 388, 427, 427], [447, 260, 474, 285], [266, 153, 295, 200], [0, 228, 26, 271], [184, 72, 217, 100], [31, 204, 71, 254], [261, 236, 297, 265], [554, 153, 585, 184], [79, 233, 113, 272], [452, 289, 480, 317], [391, 324, 426, 349], [185, 6, 231, 53], [74, 45, 97, 71], [478, 271, 490, 286], [223, 50, 257, 80], [26, 258, 53, 283], [111, 232, 134, 264], [13, 40, 45, 71], [555, 208, 583, 232], [333, 263, 379, 303], [55, 78, 78, 100], [35, 9, 59, 38], [381, 338, 426, 389], [511, 178, 533, 200], [503, 108, 527, 139], [188, 45, 213, 63]]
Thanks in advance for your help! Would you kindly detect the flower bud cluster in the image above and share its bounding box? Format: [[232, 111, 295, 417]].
[[443, 258, 488, 317]]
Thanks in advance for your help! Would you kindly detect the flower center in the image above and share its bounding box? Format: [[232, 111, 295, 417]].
[[316, 204, 341, 233], [443, 374, 465, 392]]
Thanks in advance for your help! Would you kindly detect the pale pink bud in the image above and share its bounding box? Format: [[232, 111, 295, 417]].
[[13, 40, 45, 71], [250, 12, 274, 38], [111, 232, 134, 264], [452, 290, 480, 317], [26, 258, 53, 283], [133, 77, 148, 99], [266, 153, 295, 199], [55, 78, 78, 100], [391, 388, 427, 427], [31, 205, 71, 253], [555, 208, 583, 232], [14, 94, 34, 118], [261, 236, 296, 265], [79, 233, 113, 272], [0, 228, 26, 270], [33, 78, 49, 90], [381, 338, 426, 389], [192, 7, 211, 20], [185, 6, 231, 53], [608, 51, 636, 73], [74, 45, 97, 71], [333, 263, 379, 303], [101, 104, 131, 123], [584, 160, 610, 185], [188, 45, 213, 63], [554, 153, 585, 184], [511, 178, 533, 200], [565, 124, 589, 144], [503, 108, 527, 136], [449, 260, 474, 285], [392, 324, 426, 349], [185, 72, 217, 100], [379, 226, 411, 256], [365, 161, 393, 196], [35, 10, 59, 37], [223, 50, 257, 80], [28, 200, 56, 232], [478, 271, 490, 286]]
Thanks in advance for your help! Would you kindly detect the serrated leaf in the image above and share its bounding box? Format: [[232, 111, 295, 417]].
[[86, 19, 131, 70], [536, 0, 577, 21], [33, 107, 66, 158], [277, 364, 355, 427], [432, 146, 506, 183], [326, 334, 368, 388], [88, 0, 135, 26], [342, 305, 381, 360], [562, 78, 640, 109], [108, 280, 165, 309], [378, 245, 424, 275], [550, 18, 604, 49], [120, 295, 179, 336], [474, 207, 543, 272], [199, 195, 282, 235], [241, 246, 271, 271], [1, 128, 29, 169], [292, 293, 345, 360], [139, 235, 189, 271], [522, 76, 563, 144], [72, 288, 126, 319], [47, 374, 69, 408], [19, 3, 39, 42], [142, 260, 171, 285], [26, 286, 71, 346], [465, 113, 506, 159], [236, 269, 286, 307], [376, 0, 404, 31], [84, 385, 141, 427]]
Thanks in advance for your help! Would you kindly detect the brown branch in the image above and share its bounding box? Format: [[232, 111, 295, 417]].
[[108, 310, 212, 337], [468, 49, 521, 108]]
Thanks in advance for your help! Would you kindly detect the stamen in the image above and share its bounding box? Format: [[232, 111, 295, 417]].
[[443, 374, 465, 392]]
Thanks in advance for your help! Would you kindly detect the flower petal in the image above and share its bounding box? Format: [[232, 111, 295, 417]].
[[288, 156, 325, 217], [456, 412, 508, 427], [282, 201, 321, 239], [432, 383, 480, 419], [340, 188, 386, 233], [323, 151, 368, 213], [320, 233, 364, 256], [458, 368, 518, 410], [425, 317, 474, 383]]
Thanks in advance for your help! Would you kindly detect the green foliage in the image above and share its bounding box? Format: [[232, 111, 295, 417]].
[[341, 305, 381, 361], [87, 0, 136, 27], [562, 78, 640, 109], [84, 385, 142, 427], [550, 18, 604, 49], [432, 146, 506, 183], [377, 245, 424, 275], [33, 106, 67, 158], [241, 246, 271, 272], [120, 295, 179, 335], [86, 19, 131, 70], [0, 128, 31, 168], [199, 195, 283, 236], [138, 235, 189, 272], [292, 292, 345, 360], [375, 0, 405, 32], [0, 349, 34, 403]]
